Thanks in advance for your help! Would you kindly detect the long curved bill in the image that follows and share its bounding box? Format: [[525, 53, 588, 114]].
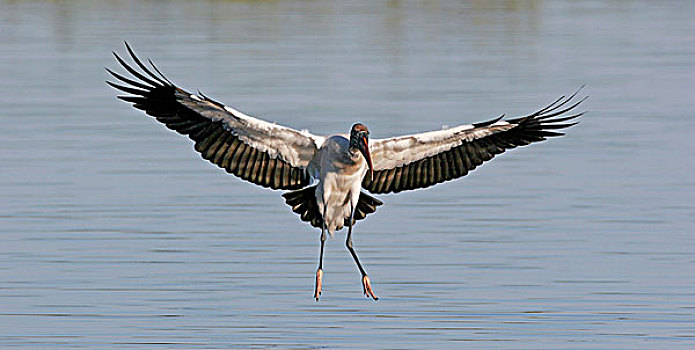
[[359, 136, 374, 181]]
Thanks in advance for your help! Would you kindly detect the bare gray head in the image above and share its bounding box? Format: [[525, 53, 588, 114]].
[[349, 123, 373, 180]]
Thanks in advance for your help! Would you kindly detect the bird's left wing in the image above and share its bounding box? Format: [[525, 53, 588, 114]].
[[363, 92, 585, 193], [107, 43, 324, 190]]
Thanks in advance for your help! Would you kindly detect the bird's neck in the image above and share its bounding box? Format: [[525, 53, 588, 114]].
[[346, 147, 361, 163]]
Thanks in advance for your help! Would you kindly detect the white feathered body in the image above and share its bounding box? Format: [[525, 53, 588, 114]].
[[315, 134, 369, 234]]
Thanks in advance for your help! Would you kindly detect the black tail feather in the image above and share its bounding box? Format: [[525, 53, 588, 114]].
[[282, 186, 383, 229]]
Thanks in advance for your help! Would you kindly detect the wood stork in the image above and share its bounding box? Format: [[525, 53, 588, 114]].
[[107, 43, 585, 301]]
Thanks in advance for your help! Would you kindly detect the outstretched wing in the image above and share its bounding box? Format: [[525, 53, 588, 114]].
[[363, 91, 585, 193], [107, 43, 324, 190]]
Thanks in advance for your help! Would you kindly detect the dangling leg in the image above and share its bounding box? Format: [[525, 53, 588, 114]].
[[314, 211, 327, 301], [314, 226, 326, 301], [345, 211, 378, 300]]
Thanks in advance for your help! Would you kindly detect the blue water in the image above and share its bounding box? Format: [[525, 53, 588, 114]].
[[1, 1, 693, 348]]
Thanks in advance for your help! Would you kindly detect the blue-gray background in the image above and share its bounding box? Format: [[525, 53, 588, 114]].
[[1, 1, 693, 349]]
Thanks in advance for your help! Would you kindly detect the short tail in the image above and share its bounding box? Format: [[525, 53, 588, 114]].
[[282, 186, 383, 229]]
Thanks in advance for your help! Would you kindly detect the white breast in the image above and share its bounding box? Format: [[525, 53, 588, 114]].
[[315, 135, 368, 233]]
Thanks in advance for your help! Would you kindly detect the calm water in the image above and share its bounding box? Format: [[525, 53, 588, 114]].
[[1, 1, 693, 349]]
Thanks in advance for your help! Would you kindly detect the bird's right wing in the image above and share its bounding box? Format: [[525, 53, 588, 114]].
[[107, 43, 324, 190], [363, 92, 585, 193]]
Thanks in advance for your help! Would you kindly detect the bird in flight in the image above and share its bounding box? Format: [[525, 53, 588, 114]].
[[107, 43, 585, 301]]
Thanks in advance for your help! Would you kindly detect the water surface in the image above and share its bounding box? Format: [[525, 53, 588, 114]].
[[1, 1, 693, 349]]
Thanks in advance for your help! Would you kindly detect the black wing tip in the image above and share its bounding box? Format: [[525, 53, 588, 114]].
[[549, 87, 588, 114], [197, 89, 226, 108], [148, 58, 173, 85], [473, 114, 505, 128], [108, 42, 177, 91], [125, 42, 170, 86], [551, 112, 585, 123], [495, 88, 587, 139], [506, 88, 588, 125]]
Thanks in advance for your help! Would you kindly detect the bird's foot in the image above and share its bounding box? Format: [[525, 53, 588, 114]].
[[314, 268, 323, 301], [362, 275, 378, 301]]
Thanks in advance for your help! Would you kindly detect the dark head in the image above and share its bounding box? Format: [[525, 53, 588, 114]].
[[350, 123, 373, 181]]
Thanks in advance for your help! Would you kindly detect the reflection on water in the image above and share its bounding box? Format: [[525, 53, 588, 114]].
[[1, 1, 693, 349]]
